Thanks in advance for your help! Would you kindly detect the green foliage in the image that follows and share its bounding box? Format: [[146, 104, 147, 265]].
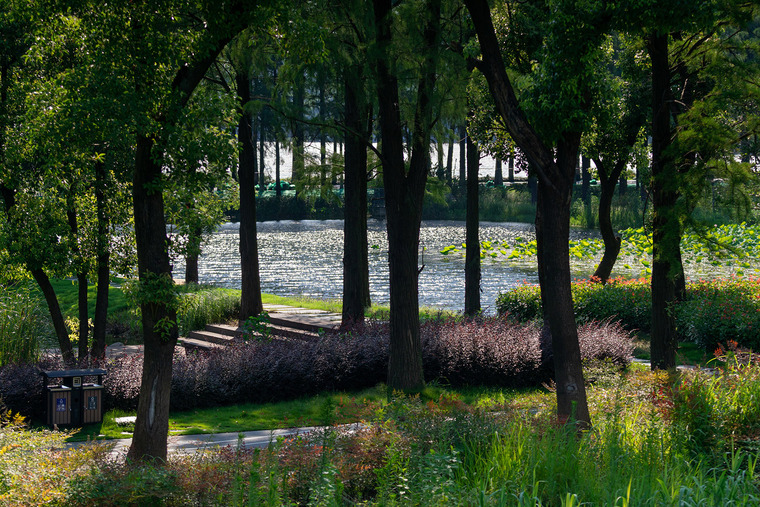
[[11, 365, 760, 504], [240, 312, 272, 342], [497, 277, 760, 352], [0, 284, 45, 366]]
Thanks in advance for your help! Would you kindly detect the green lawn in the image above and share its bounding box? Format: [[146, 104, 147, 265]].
[[63, 382, 544, 442]]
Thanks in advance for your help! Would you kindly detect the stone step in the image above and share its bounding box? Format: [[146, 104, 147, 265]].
[[179, 336, 226, 352], [267, 314, 340, 334], [187, 329, 238, 346]]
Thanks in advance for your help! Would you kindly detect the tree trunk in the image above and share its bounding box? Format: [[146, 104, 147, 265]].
[[593, 159, 623, 283], [292, 73, 305, 192], [373, 0, 440, 393], [76, 272, 89, 363], [494, 158, 503, 186], [648, 32, 679, 370], [0, 184, 75, 364], [275, 139, 281, 197], [32, 269, 76, 366], [446, 136, 454, 184], [508, 149, 515, 183], [183, 226, 203, 284], [342, 73, 371, 326], [458, 124, 466, 188], [436, 139, 445, 179], [237, 72, 264, 323], [464, 128, 480, 316], [92, 158, 109, 359], [319, 71, 328, 189], [465, 0, 590, 427], [537, 137, 590, 426], [127, 134, 178, 463]]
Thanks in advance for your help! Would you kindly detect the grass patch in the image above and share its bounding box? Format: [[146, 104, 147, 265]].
[[65, 383, 543, 442]]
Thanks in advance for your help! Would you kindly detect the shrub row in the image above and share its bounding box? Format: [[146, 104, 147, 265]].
[[0, 317, 633, 417], [496, 277, 760, 351]]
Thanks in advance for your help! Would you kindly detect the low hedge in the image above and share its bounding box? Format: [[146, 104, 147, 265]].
[[496, 277, 760, 351], [0, 318, 633, 418]]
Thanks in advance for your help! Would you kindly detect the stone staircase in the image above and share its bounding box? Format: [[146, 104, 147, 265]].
[[179, 304, 342, 351]]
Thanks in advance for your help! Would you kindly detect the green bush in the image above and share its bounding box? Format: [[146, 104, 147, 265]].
[[0, 284, 46, 366], [497, 277, 760, 351]]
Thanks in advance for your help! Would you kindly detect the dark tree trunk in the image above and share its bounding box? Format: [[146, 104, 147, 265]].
[[127, 134, 179, 463], [275, 139, 281, 197], [647, 32, 679, 370], [342, 73, 371, 326], [373, 0, 440, 393], [183, 226, 203, 284], [537, 137, 590, 425], [237, 72, 264, 323], [528, 172, 537, 205], [458, 124, 466, 188], [0, 184, 75, 364], [319, 71, 328, 188], [464, 128, 480, 316], [593, 159, 624, 283], [292, 74, 305, 191], [581, 155, 591, 203], [494, 158, 503, 186], [619, 173, 627, 195], [446, 136, 454, 184], [436, 139, 445, 179], [508, 149, 515, 183], [66, 194, 90, 363], [465, 0, 590, 426], [92, 158, 110, 359], [33, 269, 76, 366], [76, 273, 89, 363]]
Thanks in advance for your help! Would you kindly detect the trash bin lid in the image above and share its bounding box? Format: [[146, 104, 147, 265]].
[[42, 368, 107, 379]]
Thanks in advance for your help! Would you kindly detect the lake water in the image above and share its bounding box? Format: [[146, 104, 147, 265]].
[[172, 220, 599, 313]]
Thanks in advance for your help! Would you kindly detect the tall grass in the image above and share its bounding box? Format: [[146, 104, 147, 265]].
[[176, 285, 241, 334], [0, 285, 45, 366]]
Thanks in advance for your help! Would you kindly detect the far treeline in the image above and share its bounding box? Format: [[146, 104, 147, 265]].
[[1, 0, 759, 460]]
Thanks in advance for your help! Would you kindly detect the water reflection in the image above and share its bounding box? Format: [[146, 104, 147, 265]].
[[173, 220, 597, 313]]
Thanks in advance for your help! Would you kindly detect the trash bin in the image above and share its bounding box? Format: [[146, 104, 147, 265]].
[[42, 369, 106, 428]]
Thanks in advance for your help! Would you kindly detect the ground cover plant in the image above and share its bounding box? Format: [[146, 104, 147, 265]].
[[0, 317, 633, 424], [497, 276, 760, 353], [3, 358, 760, 505]]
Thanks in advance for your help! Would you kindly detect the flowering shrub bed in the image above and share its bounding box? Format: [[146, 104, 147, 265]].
[[0, 318, 633, 416], [497, 277, 760, 351]]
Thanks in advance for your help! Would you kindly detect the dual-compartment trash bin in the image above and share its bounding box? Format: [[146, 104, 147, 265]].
[[42, 369, 106, 428]]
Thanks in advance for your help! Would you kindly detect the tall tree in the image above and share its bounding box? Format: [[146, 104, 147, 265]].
[[125, 0, 252, 462], [465, 0, 613, 426], [372, 0, 442, 392], [464, 113, 481, 316]]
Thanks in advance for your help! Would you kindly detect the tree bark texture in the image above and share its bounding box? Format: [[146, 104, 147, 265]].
[[237, 72, 264, 323], [92, 158, 110, 359], [465, 0, 590, 426], [373, 0, 440, 393], [592, 159, 624, 283], [33, 268, 76, 366], [647, 32, 679, 370], [128, 134, 179, 463], [458, 124, 466, 187], [464, 128, 481, 316], [342, 73, 371, 326], [494, 158, 503, 186]]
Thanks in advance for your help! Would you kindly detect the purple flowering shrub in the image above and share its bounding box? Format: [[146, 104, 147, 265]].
[[0, 319, 633, 416]]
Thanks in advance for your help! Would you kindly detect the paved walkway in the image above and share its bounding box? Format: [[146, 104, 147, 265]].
[[71, 426, 319, 458]]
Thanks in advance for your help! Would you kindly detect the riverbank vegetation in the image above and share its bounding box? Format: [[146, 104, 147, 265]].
[[3, 357, 760, 505]]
